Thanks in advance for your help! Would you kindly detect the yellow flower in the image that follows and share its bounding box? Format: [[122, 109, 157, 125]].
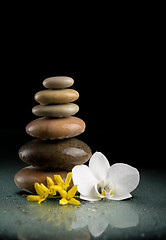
[[59, 185, 81, 206], [26, 172, 81, 206], [54, 172, 72, 190], [46, 176, 61, 196], [27, 183, 49, 204], [46, 175, 72, 197]]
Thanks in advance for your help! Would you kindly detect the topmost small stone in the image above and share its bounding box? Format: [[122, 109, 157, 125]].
[[43, 76, 74, 89]]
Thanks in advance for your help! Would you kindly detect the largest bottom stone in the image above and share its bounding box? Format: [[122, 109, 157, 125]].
[[14, 166, 73, 193]]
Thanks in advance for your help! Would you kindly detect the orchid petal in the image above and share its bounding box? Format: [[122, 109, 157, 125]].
[[107, 163, 140, 196], [109, 193, 132, 200], [89, 152, 110, 181], [72, 165, 98, 197], [94, 184, 106, 199]]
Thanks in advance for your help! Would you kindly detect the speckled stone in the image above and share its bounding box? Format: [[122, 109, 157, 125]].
[[43, 76, 74, 89], [26, 117, 85, 140], [32, 103, 79, 117], [14, 166, 73, 194], [35, 89, 79, 104], [19, 138, 92, 170]]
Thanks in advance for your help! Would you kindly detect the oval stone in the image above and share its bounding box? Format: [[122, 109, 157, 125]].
[[26, 117, 86, 140], [19, 138, 92, 170], [43, 76, 74, 89], [35, 89, 79, 104], [14, 166, 73, 193], [32, 103, 79, 117]]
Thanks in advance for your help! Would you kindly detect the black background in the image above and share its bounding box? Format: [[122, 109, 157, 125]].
[[0, 5, 164, 170]]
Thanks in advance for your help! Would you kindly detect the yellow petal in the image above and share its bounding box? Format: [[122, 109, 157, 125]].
[[40, 183, 49, 192], [34, 183, 49, 198], [50, 185, 62, 190], [59, 198, 68, 205], [40, 184, 49, 197], [34, 183, 44, 196], [68, 185, 78, 199], [54, 175, 64, 186], [49, 185, 61, 196], [68, 198, 81, 205], [38, 197, 46, 204], [27, 195, 41, 202], [47, 177, 55, 188], [64, 172, 72, 189], [58, 188, 68, 199]]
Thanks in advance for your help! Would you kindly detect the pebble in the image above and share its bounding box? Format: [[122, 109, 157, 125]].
[[14, 166, 73, 194], [32, 103, 79, 117], [43, 76, 74, 89], [26, 116, 85, 140], [19, 138, 92, 170], [35, 89, 79, 104]]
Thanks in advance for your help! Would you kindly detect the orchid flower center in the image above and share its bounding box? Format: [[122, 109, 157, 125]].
[[96, 180, 115, 198]]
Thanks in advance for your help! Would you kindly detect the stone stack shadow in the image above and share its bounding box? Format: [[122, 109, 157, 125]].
[[14, 76, 92, 193]]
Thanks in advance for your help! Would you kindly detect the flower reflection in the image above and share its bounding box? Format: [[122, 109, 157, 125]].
[[26, 200, 79, 231], [46, 205, 77, 231], [72, 200, 139, 237], [17, 201, 89, 240], [19, 199, 138, 239]]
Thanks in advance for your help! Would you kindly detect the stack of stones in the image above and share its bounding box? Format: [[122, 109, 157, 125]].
[[14, 76, 92, 193]]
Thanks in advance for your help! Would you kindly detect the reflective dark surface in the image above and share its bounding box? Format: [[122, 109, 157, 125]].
[[0, 129, 166, 239], [1, 161, 166, 239]]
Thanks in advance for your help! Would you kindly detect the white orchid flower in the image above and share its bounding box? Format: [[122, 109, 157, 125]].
[[72, 152, 140, 201]]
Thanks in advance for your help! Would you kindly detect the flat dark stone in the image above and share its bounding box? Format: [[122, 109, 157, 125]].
[[19, 138, 92, 170]]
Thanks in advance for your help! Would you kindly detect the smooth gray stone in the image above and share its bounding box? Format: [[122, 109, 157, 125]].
[[32, 103, 79, 117], [43, 76, 74, 89]]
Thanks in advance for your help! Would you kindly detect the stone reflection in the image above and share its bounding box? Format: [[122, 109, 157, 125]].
[[17, 199, 138, 239]]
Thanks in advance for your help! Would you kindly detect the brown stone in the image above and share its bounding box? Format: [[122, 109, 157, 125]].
[[35, 89, 79, 104], [14, 166, 74, 194], [19, 138, 92, 170], [32, 103, 79, 117], [26, 117, 85, 140], [43, 76, 74, 89]]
